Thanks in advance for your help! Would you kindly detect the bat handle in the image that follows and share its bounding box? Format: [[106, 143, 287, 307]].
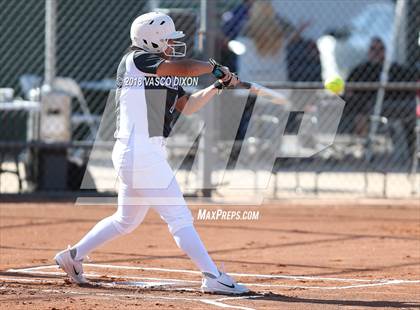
[[239, 81, 252, 89]]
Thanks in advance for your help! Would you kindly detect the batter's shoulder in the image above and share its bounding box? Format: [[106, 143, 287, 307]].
[[133, 50, 165, 74]]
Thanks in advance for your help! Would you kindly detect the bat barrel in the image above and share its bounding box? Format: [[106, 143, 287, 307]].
[[237, 81, 252, 89]]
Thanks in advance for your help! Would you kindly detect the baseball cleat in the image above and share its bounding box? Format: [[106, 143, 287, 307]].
[[54, 246, 87, 284], [201, 271, 249, 295]]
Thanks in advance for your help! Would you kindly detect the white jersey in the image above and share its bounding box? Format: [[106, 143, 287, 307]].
[[114, 49, 186, 139]]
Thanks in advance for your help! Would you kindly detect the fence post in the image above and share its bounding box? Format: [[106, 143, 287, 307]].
[[366, 0, 407, 162], [198, 0, 217, 197], [45, 0, 57, 86]]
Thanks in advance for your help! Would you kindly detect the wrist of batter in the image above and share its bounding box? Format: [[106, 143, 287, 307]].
[[213, 80, 224, 90], [212, 81, 224, 95]]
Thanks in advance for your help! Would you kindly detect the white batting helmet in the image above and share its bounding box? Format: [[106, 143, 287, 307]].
[[130, 12, 186, 57]]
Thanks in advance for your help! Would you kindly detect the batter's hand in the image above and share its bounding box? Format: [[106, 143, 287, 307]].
[[220, 73, 239, 88], [209, 58, 231, 80]]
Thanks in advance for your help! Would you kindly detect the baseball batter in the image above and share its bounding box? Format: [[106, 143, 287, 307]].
[[54, 12, 248, 295]]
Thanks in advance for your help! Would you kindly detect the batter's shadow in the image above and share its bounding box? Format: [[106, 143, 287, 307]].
[[248, 291, 420, 309]]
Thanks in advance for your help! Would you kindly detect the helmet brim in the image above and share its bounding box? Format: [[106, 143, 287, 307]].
[[164, 31, 185, 40]]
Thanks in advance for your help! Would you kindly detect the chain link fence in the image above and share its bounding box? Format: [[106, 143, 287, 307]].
[[0, 0, 419, 198]]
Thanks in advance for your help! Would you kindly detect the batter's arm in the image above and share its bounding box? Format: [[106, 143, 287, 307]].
[[176, 75, 239, 115], [175, 85, 218, 115], [157, 59, 213, 77], [157, 59, 231, 78]]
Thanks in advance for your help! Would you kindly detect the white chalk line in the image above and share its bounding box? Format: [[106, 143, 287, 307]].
[[2, 272, 420, 310], [5, 264, 420, 291], [0, 275, 193, 290], [0, 282, 258, 310], [10, 263, 420, 285], [1, 272, 418, 291], [4, 270, 197, 288], [0, 277, 58, 284]]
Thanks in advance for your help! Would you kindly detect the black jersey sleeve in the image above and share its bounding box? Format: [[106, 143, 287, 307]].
[[133, 51, 165, 74], [177, 85, 186, 98]]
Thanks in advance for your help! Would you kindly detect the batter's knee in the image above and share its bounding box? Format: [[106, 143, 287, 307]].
[[160, 206, 194, 235], [111, 212, 146, 235]]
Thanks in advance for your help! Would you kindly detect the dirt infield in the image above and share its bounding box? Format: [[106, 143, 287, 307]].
[[1, 200, 419, 309]]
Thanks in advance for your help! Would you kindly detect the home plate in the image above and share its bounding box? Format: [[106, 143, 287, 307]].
[[6, 265, 199, 291]]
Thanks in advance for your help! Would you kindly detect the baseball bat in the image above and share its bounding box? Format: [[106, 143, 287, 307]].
[[209, 58, 287, 105], [236, 81, 288, 105]]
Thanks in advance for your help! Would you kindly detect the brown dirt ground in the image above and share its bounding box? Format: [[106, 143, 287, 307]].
[[0, 200, 419, 309]]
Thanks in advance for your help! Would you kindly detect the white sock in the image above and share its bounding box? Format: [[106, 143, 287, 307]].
[[172, 226, 219, 277], [72, 216, 121, 260]]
